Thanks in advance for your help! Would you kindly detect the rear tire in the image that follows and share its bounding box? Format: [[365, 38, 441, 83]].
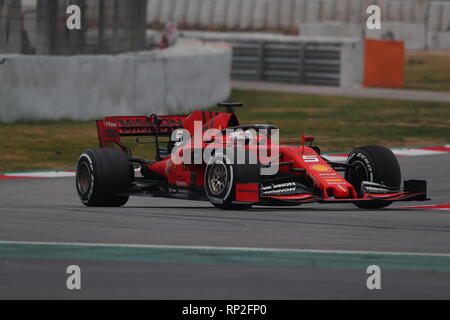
[[76, 148, 132, 207], [345, 145, 401, 209]]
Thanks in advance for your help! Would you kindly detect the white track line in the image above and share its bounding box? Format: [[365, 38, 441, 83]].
[[1, 240, 450, 257], [391, 148, 447, 156], [4, 171, 76, 178]]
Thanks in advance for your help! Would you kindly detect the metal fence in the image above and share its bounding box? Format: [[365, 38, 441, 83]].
[[1, 0, 148, 55], [181, 32, 362, 86], [231, 40, 342, 86]]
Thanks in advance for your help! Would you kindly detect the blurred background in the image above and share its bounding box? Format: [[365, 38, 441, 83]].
[[2, 0, 147, 55], [0, 0, 449, 171], [3, 0, 450, 54], [1, 1, 449, 302]]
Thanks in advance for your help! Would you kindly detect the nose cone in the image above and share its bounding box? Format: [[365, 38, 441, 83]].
[[329, 185, 350, 198]]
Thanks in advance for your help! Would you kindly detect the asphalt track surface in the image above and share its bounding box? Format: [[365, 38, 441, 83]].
[[0, 154, 449, 299]]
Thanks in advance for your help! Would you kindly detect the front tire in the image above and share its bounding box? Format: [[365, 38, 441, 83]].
[[76, 148, 132, 207], [345, 145, 401, 209], [204, 154, 253, 210]]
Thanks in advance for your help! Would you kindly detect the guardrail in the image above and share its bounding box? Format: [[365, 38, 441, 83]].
[[182, 32, 363, 87]]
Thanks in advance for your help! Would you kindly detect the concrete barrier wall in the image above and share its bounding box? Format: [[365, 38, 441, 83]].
[[340, 38, 365, 88], [0, 40, 232, 122], [147, 0, 450, 50]]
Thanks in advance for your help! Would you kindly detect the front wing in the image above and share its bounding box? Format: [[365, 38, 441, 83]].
[[237, 180, 429, 206]]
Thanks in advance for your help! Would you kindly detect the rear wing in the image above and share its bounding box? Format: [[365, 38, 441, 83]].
[[96, 115, 187, 148]]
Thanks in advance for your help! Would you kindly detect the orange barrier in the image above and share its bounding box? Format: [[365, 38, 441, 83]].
[[363, 39, 404, 88]]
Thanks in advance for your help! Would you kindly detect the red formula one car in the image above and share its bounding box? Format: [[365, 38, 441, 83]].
[[76, 103, 428, 210]]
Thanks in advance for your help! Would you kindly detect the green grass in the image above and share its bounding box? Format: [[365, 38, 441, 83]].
[[228, 90, 450, 151], [0, 120, 166, 172], [1, 90, 450, 172], [404, 51, 450, 92]]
